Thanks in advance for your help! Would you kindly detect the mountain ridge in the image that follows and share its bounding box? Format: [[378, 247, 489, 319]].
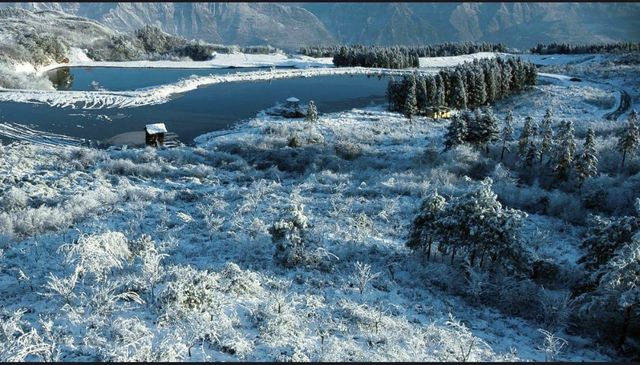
[[0, 2, 638, 49]]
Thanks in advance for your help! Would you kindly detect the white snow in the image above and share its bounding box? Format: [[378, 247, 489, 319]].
[[145, 123, 167, 134], [419, 52, 501, 68], [35, 49, 334, 76], [0, 105, 614, 361]]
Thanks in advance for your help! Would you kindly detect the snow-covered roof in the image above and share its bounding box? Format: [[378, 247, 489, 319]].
[[145, 123, 167, 134], [286, 97, 299, 103]]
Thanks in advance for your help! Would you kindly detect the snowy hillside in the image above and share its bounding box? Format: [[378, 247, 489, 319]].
[[0, 106, 615, 361]]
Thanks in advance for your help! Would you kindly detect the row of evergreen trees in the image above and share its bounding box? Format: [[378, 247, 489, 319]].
[[530, 42, 640, 55], [299, 42, 508, 60], [446, 108, 639, 183], [387, 57, 537, 117], [333, 45, 420, 68]]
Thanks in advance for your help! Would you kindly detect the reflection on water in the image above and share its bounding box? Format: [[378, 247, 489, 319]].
[[46, 67, 74, 90]]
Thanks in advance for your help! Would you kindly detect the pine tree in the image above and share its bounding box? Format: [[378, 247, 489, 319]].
[[467, 107, 499, 153], [470, 69, 487, 107], [451, 71, 468, 110], [435, 74, 446, 107], [522, 139, 540, 167], [404, 77, 418, 121], [427, 76, 438, 106], [577, 236, 640, 349], [416, 76, 428, 112], [617, 110, 639, 169], [553, 121, 576, 181], [500, 62, 512, 96], [407, 190, 447, 261], [575, 128, 598, 183], [443, 114, 468, 151], [484, 64, 497, 103], [539, 109, 554, 164], [501, 110, 514, 160], [305, 100, 318, 123], [435, 178, 527, 270], [519, 116, 534, 158]]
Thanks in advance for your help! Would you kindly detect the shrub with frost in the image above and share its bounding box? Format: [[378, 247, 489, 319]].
[[269, 193, 328, 268], [1, 187, 28, 211], [0, 309, 53, 362], [350, 261, 381, 295], [335, 141, 363, 161], [59, 231, 130, 282], [254, 292, 302, 347], [128, 234, 167, 301], [159, 266, 222, 316], [103, 317, 154, 361], [218, 262, 262, 295]]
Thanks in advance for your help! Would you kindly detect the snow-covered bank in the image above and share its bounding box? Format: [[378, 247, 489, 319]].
[[30, 50, 335, 75], [419, 52, 502, 68], [0, 67, 417, 109], [520, 53, 604, 67]]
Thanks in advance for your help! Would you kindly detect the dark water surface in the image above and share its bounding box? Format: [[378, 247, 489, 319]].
[[0, 67, 389, 145], [46, 66, 268, 91]]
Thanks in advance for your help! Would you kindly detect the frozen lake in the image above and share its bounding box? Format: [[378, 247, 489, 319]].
[[0, 67, 389, 145]]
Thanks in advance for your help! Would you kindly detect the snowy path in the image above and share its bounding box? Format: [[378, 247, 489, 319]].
[[537, 72, 628, 121]]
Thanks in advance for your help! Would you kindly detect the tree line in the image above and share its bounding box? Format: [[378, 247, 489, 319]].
[[87, 25, 280, 62], [298, 42, 508, 68], [386, 57, 537, 118], [530, 42, 640, 55]]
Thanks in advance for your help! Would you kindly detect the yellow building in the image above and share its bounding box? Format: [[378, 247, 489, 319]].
[[426, 107, 454, 119]]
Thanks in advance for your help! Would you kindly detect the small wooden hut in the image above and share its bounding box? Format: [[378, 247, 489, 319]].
[[285, 97, 300, 110], [145, 123, 167, 147]]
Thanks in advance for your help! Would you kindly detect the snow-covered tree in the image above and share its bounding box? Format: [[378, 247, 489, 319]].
[[518, 116, 534, 158], [470, 70, 487, 107], [416, 77, 428, 111], [522, 139, 540, 167], [575, 128, 598, 183], [443, 114, 468, 151], [466, 108, 499, 153], [435, 74, 446, 107], [451, 71, 468, 110], [404, 77, 418, 121], [407, 190, 446, 261], [435, 178, 528, 271], [539, 109, 554, 164], [617, 110, 639, 169], [579, 210, 640, 271], [553, 121, 576, 181], [305, 100, 318, 123], [427, 75, 438, 106], [578, 239, 640, 348], [500, 110, 514, 160]]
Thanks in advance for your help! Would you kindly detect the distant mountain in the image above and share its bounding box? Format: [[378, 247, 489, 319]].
[[1, 2, 639, 49]]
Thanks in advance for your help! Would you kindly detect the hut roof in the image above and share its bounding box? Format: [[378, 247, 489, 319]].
[[145, 123, 167, 134], [286, 97, 300, 103]]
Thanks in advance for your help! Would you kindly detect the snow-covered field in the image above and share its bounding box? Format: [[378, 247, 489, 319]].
[[419, 51, 500, 68], [0, 106, 613, 361]]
